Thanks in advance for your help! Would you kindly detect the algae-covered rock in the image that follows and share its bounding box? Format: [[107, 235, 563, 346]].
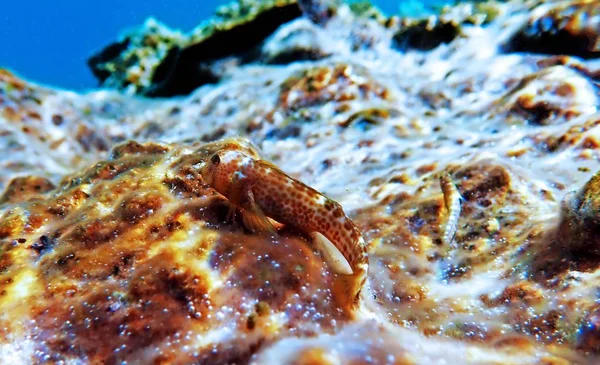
[[0, 140, 355, 363], [529, 169, 600, 277], [538, 170, 600, 277], [88, 0, 303, 96], [493, 65, 598, 125], [578, 304, 600, 353], [87, 0, 395, 97], [87, 18, 186, 94], [392, 1, 503, 51], [261, 19, 333, 64], [393, 17, 461, 51], [4, 0, 600, 363], [504, 0, 600, 59], [146, 0, 304, 97], [348, 0, 387, 22]]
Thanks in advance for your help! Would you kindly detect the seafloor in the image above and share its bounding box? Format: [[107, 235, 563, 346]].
[[1, 0, 600, 364]]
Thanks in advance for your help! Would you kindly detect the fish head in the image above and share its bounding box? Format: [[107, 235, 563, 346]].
[[200, 149, 252, 197], [199, 152, 221, 186]]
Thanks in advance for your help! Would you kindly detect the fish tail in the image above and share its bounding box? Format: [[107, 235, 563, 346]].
[[332, 261, 368, 312]]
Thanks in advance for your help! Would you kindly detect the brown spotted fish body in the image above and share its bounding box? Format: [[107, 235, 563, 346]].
[[199, 138, 368, 305]]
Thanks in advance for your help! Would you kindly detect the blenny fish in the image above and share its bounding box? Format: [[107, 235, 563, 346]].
[[197, 137, 368, 306]]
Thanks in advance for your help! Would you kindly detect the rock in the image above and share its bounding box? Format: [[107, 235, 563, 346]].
[[504, 0, 600, 59], [578, 305, 600, 353], [0, 140, 353, 364], [87, 0, 395, 97], [393, 17, 461, 51], [145, 0, 304, 97], [566, 170, 600, 226], [88, 0, 303, 96], [531, 170, 600, 281], [493, 66, 598, 125], [298, 0, 339, 26], [3, 0, 600, 363], [0, 69, 111, 190], [348, 0, 387, 23], [87, 18, 186, 94], [392, 1, 502, 51], [261, 19, 332, 64], [0, 176, 55, 204]]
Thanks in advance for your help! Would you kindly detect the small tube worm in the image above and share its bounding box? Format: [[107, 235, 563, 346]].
[[439, 173, 463, 245]]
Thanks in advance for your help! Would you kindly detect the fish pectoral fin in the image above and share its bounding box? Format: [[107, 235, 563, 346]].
[[226, 203, 238, 222], [241, 190, 276, 234], [242, 209, 276, 234], [310, 232, 353, 275]]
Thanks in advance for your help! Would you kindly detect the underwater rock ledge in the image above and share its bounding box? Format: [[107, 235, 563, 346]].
[[2, 0, 600, 364]]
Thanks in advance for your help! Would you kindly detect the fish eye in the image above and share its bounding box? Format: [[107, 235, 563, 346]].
[[210, 154, 221, 166]]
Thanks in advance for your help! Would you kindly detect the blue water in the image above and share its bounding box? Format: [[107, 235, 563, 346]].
[[0, 1, 419, 91]]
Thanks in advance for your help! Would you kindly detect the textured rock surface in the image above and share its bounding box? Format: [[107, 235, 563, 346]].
[[89, 0, 303, 96], [392, 1, 502, 51], [504, 0, 600, 59], [2, 0, 600, 364]]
